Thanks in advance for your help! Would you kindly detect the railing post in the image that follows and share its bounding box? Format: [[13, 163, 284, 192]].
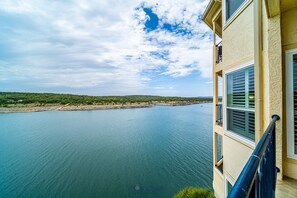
[[215, 41, 222, 64], [271, 115, 280, 193]]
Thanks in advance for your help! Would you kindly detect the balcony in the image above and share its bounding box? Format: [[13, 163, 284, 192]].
[[228, 115, 280, 197], [216, 41, 222, 64], [215, 156, 223, 174], [276, 176, 297, 198], [216, 103, 223, 126]]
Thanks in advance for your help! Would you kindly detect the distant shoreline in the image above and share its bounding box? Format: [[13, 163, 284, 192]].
[[0, 101, 211, 113]]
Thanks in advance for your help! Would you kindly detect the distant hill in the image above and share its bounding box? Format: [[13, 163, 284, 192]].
[[0, 92, 212, 107]]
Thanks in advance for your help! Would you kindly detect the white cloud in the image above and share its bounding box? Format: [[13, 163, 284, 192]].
[[0, 0, 212, 95]]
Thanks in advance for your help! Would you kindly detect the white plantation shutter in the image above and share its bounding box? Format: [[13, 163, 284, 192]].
[[226, 66, 255, 141], [231, 70, 246, 107], [249, 67, 255, 108], [228, 109, 245, 131], [248, 112, 255, 136]]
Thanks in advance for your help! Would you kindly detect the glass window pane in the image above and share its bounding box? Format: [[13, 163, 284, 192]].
[[216, 133, 223, 173], [248, 67, 255, 108], [227, 66, 254, 109], [227, 70, 246, 108], [227, 180, 233, 195], [226, 0, 246, 21], [217, 134, 223, 160], [293, 54, 297, 154], [227, 109, 255, 140], [248, 112, 255, 139], [226, 66, 255, 141]]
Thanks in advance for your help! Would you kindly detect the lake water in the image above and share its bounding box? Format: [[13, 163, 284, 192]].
[[0, 103, 213, 198]]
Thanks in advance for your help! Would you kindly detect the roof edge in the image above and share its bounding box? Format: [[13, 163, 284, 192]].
[[202, 0, 222, 35]]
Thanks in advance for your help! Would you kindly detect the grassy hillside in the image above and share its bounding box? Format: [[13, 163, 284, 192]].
[[0, 92, 212, 107]]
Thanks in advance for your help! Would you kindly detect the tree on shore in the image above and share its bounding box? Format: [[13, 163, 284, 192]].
[[0, 92, 212, 107]]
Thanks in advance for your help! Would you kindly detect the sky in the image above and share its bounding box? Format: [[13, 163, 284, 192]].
[[0, 0, 213, 97]]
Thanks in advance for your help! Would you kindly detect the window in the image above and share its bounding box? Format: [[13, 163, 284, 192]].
[[225, 0, 247, 22], [216, 75, 223, 126], [286, 49, 297, 159], [215, 133, 223, 173], [225, 176, 234, 198], [226, 65, 255, 141]]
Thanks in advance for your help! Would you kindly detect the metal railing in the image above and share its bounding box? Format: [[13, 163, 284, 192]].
[[215, 156, 223, 174], [216, 103, 223, 126], [228, 115, 280, 198], [216, 41, 222, 64]]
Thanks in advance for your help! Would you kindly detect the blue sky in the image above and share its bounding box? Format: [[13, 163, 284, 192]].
[[0, 0, 213, 96]]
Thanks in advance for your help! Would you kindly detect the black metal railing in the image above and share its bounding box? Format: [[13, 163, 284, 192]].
[[216, 41, 222, 64], [228, 115, 280, 198], [216, 103, 223, 126]]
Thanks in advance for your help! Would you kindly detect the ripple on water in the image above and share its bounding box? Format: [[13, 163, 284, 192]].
[[0, 104, 213, 198]]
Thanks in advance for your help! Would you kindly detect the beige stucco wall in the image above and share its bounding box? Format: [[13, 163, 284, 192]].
[[222, 2, 254, 70], [262, 0, 270, 136], [223, 135, 253, 180], [261, 3, 284, 179], [213, 170, 224, 198], [281, 6, 297, 180], [211, 1, 297, 197], [220, 0, 255, 184], [212, 2, 256, 197]]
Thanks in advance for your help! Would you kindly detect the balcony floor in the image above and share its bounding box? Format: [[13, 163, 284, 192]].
[[276, 177, 297, 198]]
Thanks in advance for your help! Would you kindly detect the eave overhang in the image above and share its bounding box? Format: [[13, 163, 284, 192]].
[[265, 0, 280, 17], [202, 0, 222, 37]]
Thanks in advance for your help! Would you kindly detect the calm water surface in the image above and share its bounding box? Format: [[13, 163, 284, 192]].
[[0, 103, 213, 198]]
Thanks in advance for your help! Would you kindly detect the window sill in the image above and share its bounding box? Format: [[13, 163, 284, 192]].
[[287, 154, 297, 161], [224, 130, 255, 149]]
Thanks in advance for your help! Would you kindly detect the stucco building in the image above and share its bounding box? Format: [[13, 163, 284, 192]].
[[202, 0, 297, 197]]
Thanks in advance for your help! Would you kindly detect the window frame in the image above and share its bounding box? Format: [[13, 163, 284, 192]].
[[224, 175, 234, 198], [223, 0, 249, 25], [223, 60, 255, 147], [286, 48, 297, 160]]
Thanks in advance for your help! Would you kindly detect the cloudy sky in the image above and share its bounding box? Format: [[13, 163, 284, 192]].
[[0, 0, 213, 96]]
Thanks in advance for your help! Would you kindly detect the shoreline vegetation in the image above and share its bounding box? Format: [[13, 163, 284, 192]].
[[0, 92, 212, 113]]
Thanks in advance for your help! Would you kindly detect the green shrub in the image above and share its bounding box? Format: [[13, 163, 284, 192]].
[[174, 187, 215, 198]]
